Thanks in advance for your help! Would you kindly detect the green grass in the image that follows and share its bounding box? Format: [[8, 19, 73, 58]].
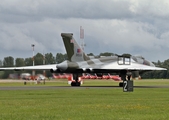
[[0, 79, 169, 86], [0, 79, 169, 120]]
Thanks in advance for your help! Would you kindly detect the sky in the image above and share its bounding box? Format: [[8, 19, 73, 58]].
[[0, 0, 169, 62]]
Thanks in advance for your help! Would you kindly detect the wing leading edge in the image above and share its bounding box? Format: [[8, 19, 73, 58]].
[[0, 64, 57, 71]]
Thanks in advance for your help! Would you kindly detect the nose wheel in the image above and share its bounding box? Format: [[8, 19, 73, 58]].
[[71, 73, 81, 86], [71, 81, 81, 86], [119, 82, 123, 87]]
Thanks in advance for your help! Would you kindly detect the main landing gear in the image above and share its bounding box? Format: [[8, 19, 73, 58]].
[[71, 73, 81, 86], [119, 70, 132, 87], [119, 70, 133, 92], [119, 70, 126, 87]]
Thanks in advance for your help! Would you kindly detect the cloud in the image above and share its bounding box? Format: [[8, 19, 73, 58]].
[[0, 0, 169, 62], [130, 0, 169, 17], [0, 0, 133, 22]]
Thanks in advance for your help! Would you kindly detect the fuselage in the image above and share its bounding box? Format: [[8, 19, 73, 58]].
[[55, 55, 155, 73]]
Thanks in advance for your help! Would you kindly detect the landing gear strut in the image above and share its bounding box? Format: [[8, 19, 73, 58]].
[[119, 70, 127, 87], [119, 70, 134, 92], [71, 73, 81, 86]]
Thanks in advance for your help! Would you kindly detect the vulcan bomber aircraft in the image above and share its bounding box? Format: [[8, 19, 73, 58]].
[[0, 33, 166, 86]]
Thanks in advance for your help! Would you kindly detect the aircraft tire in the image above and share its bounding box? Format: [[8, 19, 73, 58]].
[[71, 82, 81, 86], [76, 82, 81, 86], [119, 82, 123, 87], [71, 82, 76, 86]]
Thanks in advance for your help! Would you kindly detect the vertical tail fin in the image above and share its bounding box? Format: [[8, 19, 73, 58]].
[[61, 33, 90, 62]]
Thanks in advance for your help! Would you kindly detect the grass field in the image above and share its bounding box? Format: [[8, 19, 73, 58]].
[[0, 79, 169, 120]]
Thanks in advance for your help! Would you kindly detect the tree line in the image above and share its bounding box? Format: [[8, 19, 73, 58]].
[[0, 52, 168, 79], [141, 60, 169, 79], [0, 52, 68, 78]]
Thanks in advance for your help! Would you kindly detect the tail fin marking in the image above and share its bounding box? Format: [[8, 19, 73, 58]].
[[61, 33, 90, 62]]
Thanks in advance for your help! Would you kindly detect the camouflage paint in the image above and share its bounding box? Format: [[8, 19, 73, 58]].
[[61, 33, 90, 62]]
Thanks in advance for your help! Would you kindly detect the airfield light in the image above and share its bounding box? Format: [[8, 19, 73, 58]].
[[31, 44, 35, 66], [31, 44, 35, 80]]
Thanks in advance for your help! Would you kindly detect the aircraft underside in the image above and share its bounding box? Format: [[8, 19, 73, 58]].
[[71, 70, 131, 87]]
